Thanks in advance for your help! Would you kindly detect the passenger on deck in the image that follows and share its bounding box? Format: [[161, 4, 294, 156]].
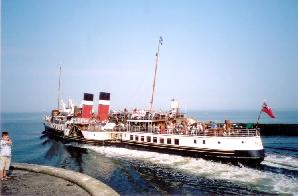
[[160, 123, 166, 134], [167, 122, 174, 134], [224, 120, 232, 135], [210, 121, 217, 129], [190, 124, 197, 135], [198, 123, 204, 134]]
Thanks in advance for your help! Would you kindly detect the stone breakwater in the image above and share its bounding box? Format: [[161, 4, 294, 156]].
[[256, 124, 298, 136], [1, 163, 119, 196]]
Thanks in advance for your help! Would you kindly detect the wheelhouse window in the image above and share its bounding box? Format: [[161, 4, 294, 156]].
[[174, 139, 179, 145], [167, 138, 171, 144], [160, 138, 164, 144], [135, 135, 139, 141], [203, 140, 205, 144], [147, 136, 151, 142], [130, 135, 133, 140], [153, 137, 157, 143], [141, 136, 144, 142]]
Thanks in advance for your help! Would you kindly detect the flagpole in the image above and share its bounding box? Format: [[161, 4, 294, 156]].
[[256, 110, 262, 128], [149, 36, 163, 112], [57, 66, 61, 110], [256, 102, 264, 128]]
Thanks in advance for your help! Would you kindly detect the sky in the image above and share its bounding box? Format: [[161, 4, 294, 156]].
[[1, 0, 298, 113]]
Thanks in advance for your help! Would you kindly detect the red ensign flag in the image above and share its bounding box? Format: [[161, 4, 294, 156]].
[[261, 102, 276, 118]]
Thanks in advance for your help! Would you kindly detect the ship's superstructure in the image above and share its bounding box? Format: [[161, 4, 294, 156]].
[[43, 97, 265, 164]]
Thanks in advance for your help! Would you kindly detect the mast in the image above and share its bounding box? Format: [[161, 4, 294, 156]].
[[57, 66, 61, 110], [149, 36, 163, 112]]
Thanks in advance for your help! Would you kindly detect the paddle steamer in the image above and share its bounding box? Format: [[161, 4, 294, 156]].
[[43, 37, 265, 164]]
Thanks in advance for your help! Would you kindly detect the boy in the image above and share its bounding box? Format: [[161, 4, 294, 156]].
[[0, 131, 12, 181]]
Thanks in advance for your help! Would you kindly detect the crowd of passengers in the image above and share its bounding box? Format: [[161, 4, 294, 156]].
[[108, 109, 256, 135], [110, 109, 184, 122], [123, 121, 255, 137], [59, 109, 255, 135]]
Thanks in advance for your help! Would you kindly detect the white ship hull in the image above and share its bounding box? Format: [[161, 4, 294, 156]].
[[79, 130, 265, 164], [43, 121, 265, 164], [81, 131, 121, 141]]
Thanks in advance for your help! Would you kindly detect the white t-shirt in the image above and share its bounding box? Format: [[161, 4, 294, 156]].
[[0, 139, 12, 157]]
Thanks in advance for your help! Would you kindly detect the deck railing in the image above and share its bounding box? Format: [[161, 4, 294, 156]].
[[126, 126, 260, 137], [70, 120, 260, 137], [196, 128, 260, 137]]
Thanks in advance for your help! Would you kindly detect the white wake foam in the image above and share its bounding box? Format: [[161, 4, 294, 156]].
[[262, 154, 298, 171], [75, 144, 298, 195]]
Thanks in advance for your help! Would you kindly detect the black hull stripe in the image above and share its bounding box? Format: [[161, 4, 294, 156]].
[[120, 142, 264, 161], [122, 141, 236, 154]]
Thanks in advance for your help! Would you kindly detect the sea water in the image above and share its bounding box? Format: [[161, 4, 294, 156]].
[[0, 112, 297, 195]]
